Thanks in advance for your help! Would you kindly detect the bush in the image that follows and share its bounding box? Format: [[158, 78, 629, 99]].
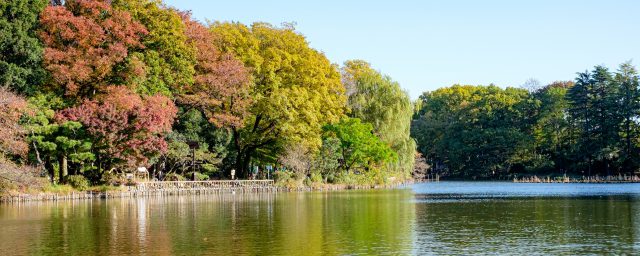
[[44, 184, 75, 194], [274, 170, 304, 188], [273, 170, 293, 183], [164, 173, 186, 181], [66, 175, 90, 191], [0, 159, 47, 193], [100, 171, 126, 186], [188, 172, 209, 181], [310, 172, 323, 183]]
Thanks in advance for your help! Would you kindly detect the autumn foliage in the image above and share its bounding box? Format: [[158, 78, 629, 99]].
[[39, 0, 147, 99], [0, 87, 29, 157], [180, 13, 251, 128], [57, 86, 177, 168], [2, 0, 414, 187]]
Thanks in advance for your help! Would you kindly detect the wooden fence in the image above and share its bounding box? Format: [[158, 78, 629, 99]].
[[134, 180, 275, 191], [513, 175, 640, 183]]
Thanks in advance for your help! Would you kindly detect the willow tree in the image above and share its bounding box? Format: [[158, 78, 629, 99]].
[[210, 22, 346, 177], [341, 60, 416, 178]]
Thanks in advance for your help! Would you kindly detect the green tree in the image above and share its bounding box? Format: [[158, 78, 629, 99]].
[[342, 60, 416, 178], [567, 66, 623, 175], [211, 22, 346, 177], [0, 0, 47, 94], [529, 81, 574, 173], [24, 93, 94, 183], [615, 62, 640, 171], [323, 118, 396, 173], [412, 85, 537, 178], [112, 0, 195, 96]]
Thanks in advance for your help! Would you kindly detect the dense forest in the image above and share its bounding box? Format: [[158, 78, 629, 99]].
[[0, 0, 414, 191], [412, 62, 640, 179]]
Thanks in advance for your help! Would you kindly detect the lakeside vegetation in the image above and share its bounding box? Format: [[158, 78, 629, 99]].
[[0, 0, 415, 194], [2, 1, 639, 195], [412, 63, 640, 179]]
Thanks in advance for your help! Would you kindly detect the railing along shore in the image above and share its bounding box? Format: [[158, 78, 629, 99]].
[[1, 179, 419, 203], [513, 175, 640, 183], [1, 180, 278, 203], [134, 180, 275, 191]]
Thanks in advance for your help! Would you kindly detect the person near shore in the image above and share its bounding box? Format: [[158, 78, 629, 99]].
[[231, 169, 236, 180]]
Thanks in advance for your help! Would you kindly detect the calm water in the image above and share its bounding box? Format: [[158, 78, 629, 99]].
[[2, 182, 640, 255]]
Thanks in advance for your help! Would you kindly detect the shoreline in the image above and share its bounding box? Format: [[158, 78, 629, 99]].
[[512, 175, 640, 183], [0, 181, 411, 203]]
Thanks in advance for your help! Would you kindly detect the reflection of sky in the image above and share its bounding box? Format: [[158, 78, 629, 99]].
[[137, 198, 146, 244], [413, 181, 640, 199], [411, 182, 640, 254], [8, 187, 639, 254]]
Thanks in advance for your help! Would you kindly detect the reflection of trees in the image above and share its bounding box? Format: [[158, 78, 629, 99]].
[[0, 191, 415, 255], [413, 197, 640, 254]]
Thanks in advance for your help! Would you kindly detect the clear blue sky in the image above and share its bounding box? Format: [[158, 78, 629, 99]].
[[165, 0, 640, 99]]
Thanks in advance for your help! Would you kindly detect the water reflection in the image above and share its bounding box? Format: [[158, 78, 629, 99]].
[[0, 190, 415, 255], [412, 182, 640, 255], [2, 183, 640, 255]]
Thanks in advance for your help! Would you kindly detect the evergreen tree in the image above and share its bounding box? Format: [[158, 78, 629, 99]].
[[0, 0, 48, 94]]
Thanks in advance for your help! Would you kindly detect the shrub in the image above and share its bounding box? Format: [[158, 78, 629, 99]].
[[164, 173, 186, 181], [274, 170, 304, 188], [0, 159, 47, 193], [273, 170, 293, 183], [189, 172, 209, 181], [310, 172, 323, 183], [66, 175, 90, 191], [100, 171, 126, 186], [44, 184, 75, 194]]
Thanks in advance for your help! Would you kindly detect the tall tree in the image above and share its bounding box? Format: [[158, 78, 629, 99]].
[[38, 0, 147, 100], [567, 66, 622, 175], [341, 60, 416, 177], [179, 13, 251, 128], [412, 85, 536, 177], [530, 81, 574, 173], [615, 62, 640, 171], [211, 22, 346, 177], [0, 0, 48, 94], [111, 0, 195, 96]]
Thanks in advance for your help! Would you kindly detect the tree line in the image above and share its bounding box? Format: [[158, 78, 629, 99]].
[[0, 0, 414, 190], [412, 62, 640, 179]]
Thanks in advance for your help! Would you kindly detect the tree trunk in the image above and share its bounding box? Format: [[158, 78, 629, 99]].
[[234, 149, 252, 179], [58, 154, 68, 183], [44, 156, 55, 183]]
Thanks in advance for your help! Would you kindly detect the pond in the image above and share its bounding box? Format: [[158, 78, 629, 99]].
[[1, 182, 639, 255]]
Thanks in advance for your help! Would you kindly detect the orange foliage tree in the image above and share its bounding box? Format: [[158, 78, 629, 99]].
[[179, 13, 251, 128], [38, 0, 147, 100]]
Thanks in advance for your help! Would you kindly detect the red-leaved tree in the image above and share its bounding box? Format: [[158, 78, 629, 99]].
[[39, 0, 147, 99], [0, 87, 29, 157], [57, 86, 177, 170], [179, 13, 251, 128]]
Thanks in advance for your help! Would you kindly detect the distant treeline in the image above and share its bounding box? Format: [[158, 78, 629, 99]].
[[0, 0, 414, 191], [412, 62, 640, 179]]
